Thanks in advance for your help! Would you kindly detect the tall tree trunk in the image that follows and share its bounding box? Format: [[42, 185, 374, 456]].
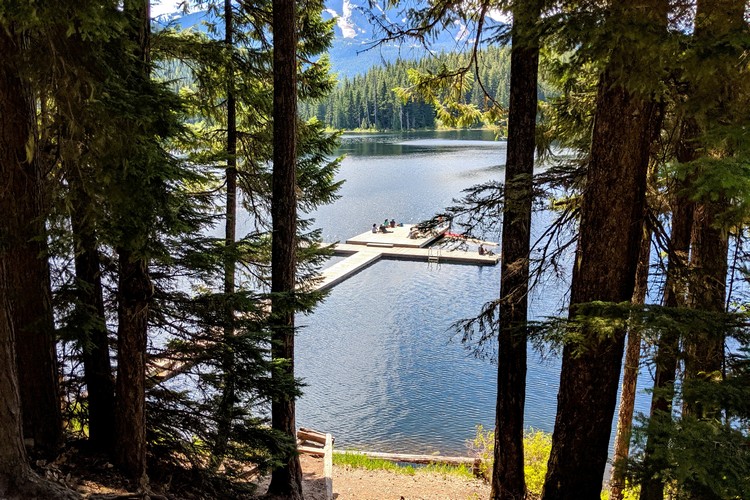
[[0, 22, 42, 490], [683, 198, 728, 413], [491, 0, 541, 498], [681, 0, 742, 420], [542, 2, 665, 497], [213, 0, 238, 465], [610, 223, 651, 500], [639, 119, 697, 500], [69, 181, 116, 454], [0, 266, 76, 499], [114, 0, 151, 486], [0, 24, 62, 460], [0, 24, 76, 500], [0, 265, 32, 496], [114, 251, 150, 484], [267, 0, 303, 496]]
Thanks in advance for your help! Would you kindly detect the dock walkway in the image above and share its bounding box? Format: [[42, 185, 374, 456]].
[[314, 224, 499, 291]]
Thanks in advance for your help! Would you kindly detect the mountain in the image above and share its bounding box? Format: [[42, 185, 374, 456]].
[[154, 1, 506, 78], [322, 0, 508, 77]]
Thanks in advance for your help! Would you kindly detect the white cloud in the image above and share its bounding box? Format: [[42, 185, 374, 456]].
[[151, 0, 182, 18], [487, 9, 511, 24], [326, 0, 359, 38]]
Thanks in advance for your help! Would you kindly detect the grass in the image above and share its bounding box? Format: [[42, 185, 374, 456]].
[[332, 452, 475, 479]]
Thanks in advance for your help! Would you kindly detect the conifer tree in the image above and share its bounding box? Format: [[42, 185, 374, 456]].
[[0, 13, 63, 460], [0, 8, 78, 498], [492, 1, 543, 498], [110, 0, 154, 484], [542, 0, 668, 496], [267, 0, 304, 494]]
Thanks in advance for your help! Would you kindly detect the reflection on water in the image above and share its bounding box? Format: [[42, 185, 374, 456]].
[[298, 131, 651, 455]]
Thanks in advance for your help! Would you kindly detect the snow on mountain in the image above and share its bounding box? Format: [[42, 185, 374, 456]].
[[153, 0, 508, 78]]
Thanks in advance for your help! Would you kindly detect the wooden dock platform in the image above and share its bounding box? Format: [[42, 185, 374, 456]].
[[313, 224, 499, 291]]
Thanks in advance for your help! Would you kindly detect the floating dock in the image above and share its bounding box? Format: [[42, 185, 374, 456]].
[[314, 224, 499, 291]]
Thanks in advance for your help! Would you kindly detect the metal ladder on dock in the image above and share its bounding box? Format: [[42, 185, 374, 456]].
[[427, 247, 441, 267]]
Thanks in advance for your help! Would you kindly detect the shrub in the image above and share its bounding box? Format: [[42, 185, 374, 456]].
[[469, 425, 551, 498]]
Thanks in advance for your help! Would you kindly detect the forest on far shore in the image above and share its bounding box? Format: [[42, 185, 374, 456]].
[[300, 46, 553, 131]]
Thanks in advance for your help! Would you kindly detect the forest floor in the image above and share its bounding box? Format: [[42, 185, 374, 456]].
[[35, 446, 490, 499], [253, 455, 491, 500]]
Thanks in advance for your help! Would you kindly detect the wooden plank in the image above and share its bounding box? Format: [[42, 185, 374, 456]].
[[298, 445, 325, 457], [345, 224, 449, 248], [298, 428, 327, 445], [315, 251, 381, 291], [323, 433, 333, 500]]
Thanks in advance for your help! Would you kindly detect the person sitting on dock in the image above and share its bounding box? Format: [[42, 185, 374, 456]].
[[389, 219, 396, 228], [372, 223, 378, 233], [479, 244, 494, 256], [379, 224, 391, 233], [408, 226, 419, 239]]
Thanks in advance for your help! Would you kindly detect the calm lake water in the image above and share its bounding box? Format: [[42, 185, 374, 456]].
[[296, 130, 651, 456]]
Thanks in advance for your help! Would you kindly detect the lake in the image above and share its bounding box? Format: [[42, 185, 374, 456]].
[[296, 129, 652, 456]]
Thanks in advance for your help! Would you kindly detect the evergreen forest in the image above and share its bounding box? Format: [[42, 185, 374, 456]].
[[1, 0, 750, 499], [299, 46, 549, 131]]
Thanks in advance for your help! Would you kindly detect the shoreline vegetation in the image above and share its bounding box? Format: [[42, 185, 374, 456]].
[[331, 125, 506, 136]]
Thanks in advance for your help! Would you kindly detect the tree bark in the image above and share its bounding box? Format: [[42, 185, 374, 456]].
[[0, 23, 62, 459], [681, 0, 742, 419], [0, 23, 78, 500], [491, 1, 541, 498], [683, 197, 728, 414], [638, 119, 697, 500], [113, 0, 151, 486], [267, 0, 303, 496], [610, 223, 651, 500], [114, 250, 150, 485], [213, 0, 238, 466], [542, 2, 665, 497], [0, 24, 39, 491], [70, 182, 116, 454]]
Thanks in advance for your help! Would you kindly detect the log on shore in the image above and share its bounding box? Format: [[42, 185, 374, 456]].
[[334, 450, 480, 467]]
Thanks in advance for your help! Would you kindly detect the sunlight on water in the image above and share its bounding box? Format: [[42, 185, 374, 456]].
[[298, 131, 653, 455]]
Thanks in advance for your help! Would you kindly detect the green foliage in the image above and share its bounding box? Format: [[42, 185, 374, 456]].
[[299, 46, 542, 131], [332, 452, 474, 479], [628, 348, 750, 499], [333, 452, 414, 474], [470, 425, 552, 498]]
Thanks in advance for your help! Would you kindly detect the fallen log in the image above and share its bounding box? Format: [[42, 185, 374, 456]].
[[334, 450, 481, 468]]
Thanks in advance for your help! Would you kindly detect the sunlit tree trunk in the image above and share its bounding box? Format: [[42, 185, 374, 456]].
[[491, 0, 542, 498], [610, 222, 651, 500]]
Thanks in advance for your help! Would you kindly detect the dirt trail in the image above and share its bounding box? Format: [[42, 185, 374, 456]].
[[255, 455, 490, 500]]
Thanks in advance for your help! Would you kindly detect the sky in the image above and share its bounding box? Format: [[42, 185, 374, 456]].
[[151, 0, 182, 18]]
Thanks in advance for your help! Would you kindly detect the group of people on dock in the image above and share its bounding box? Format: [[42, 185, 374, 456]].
[[372, 218, 399, 234]]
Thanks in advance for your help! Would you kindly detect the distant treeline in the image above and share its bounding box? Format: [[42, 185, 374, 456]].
[[300, 46, 523, 130]]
